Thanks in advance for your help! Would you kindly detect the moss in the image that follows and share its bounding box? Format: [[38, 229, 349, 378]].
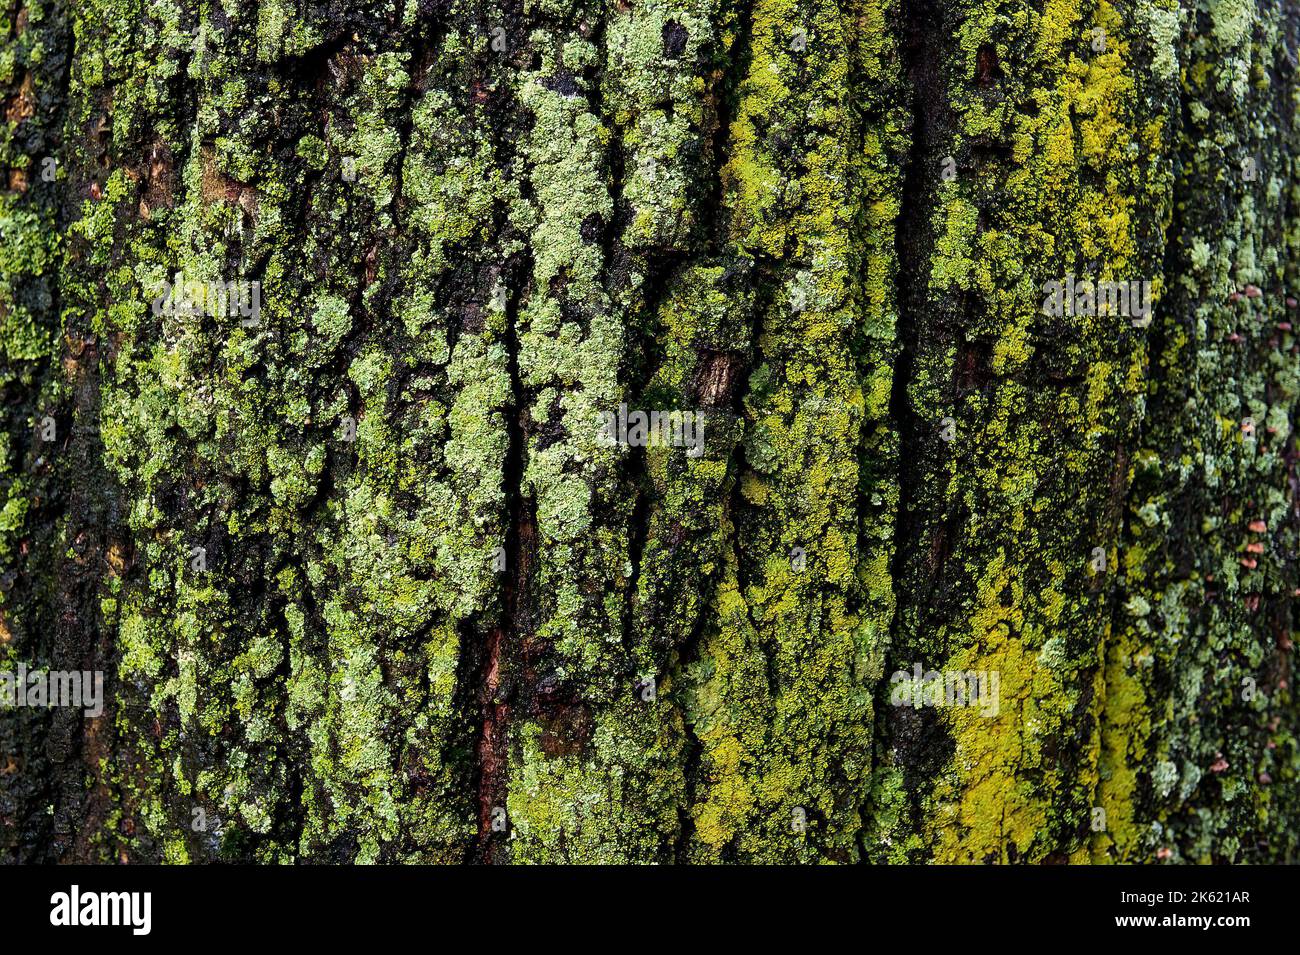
[[3, 0, 1297, 866], [872, 0, 1185, 862], [677, 0, 906, 863]]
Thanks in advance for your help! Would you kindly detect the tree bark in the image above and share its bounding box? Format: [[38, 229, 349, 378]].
[[1, 0, 1297, 863]]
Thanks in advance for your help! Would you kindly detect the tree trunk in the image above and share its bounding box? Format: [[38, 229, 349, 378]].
[[1, 0, 1297, 864]]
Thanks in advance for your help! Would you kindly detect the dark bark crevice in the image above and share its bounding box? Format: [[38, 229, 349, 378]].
[[880, 0, 949, 805], [472, 245, 531, 863]]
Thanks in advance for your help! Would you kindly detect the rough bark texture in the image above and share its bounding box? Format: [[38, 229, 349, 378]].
[[0, 0, 1297, 864]]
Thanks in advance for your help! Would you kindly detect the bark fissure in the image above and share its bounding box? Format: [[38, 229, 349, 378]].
[[886, 0, 944, 661], [473, 251, 530, 864]]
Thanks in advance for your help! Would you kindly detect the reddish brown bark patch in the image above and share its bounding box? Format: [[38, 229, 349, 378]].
[[4, 72, 35, 123]]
